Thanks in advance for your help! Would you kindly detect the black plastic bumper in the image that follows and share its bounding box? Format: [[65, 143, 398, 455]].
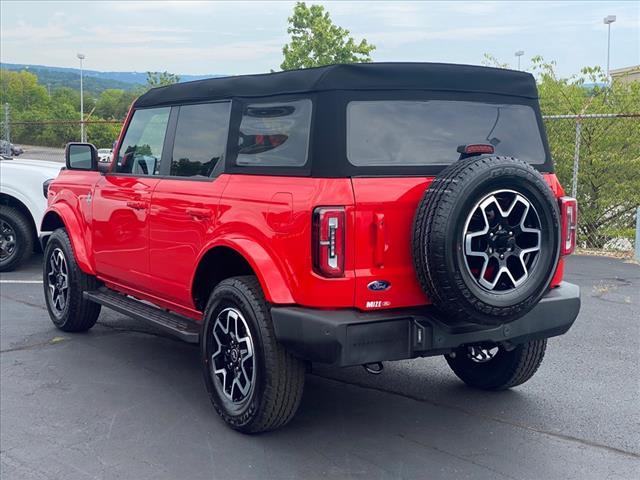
[[271, 282, 580, 367]]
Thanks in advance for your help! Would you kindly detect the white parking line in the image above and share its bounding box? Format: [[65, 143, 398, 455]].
[[0, 280, 43, 284]]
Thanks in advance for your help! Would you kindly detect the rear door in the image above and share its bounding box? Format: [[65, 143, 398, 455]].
[[347, 99, 548, 311], [93, 107, 170, 290], [148, 101, 231, 307]]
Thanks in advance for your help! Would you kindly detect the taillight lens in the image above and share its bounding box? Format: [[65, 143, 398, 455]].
[[559, 197, 578, 256], [313, 207, 345, 278]]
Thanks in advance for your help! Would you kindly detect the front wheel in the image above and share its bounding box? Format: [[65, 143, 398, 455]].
[[0, 205, 34, 272], [201, 276, 305, 433], [445, 339, 547, 390], [43, 229, 101, 332]]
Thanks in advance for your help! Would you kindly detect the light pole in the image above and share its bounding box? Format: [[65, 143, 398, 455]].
[[515, 50, 524, 71], [77, 53, 85, 142], [603, 15, 616, 81]]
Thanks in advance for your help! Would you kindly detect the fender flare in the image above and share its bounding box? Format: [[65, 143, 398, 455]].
[[41, 204, 95, 275], [197, 237, 295, 304]]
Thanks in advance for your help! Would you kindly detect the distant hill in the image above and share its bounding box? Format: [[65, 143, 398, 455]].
[[1, 63, 226, 95]]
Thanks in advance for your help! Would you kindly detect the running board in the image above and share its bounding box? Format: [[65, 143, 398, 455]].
[[84, 288, 200, 343]]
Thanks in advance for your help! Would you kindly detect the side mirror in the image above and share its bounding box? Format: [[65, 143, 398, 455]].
[[65, 143, 98, 171]]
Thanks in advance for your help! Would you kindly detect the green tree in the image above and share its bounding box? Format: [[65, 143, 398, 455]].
[[481, 53, 510, 69], [146, 71, 181, 88], [529, 56, 640, 248], [281, 2, 375, 70], [0, 69, 49, 112], [95, 89, 137, 120]]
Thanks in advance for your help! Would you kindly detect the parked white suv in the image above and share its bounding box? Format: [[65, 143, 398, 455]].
[[0, 158, 62, 271]]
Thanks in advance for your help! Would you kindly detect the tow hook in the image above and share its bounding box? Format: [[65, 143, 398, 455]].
[[363, 362, 384, 375]]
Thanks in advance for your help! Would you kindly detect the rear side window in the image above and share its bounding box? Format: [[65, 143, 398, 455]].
[[347, 101, 546, 166], [171, 102, 230, 178], [116, 107, 170, 175], [235, 99, 312, 167]]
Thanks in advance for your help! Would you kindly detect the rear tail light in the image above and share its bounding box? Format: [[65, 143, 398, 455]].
[[313, 207, 345, 278], [559, 197, 578, 256]]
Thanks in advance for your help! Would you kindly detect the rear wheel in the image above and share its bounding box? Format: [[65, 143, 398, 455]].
[[201, 276, 305, 433], [0, 205, 34, 272], [43, 229, 101, 332], [445, 339, 547, 390]]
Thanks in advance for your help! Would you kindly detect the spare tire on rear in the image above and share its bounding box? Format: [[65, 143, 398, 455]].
[[412, 156, 560, 326]]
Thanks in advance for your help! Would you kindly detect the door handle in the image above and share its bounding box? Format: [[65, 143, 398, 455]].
[[186, 207, 212, 220], [126, 200, 146, 210]]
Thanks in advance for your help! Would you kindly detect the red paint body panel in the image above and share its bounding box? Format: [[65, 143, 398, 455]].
[[351, 177, 432, 310], [44, 169, 101, 274], [44, 159, 570, 317], [351, 173, 568, 310], [147, 176, 230, 307], [92, 175, 160, 290], [216, 175, 356, 307]]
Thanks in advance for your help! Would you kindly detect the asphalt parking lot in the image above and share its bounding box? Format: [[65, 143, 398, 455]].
[[1, 254, 638, 479]]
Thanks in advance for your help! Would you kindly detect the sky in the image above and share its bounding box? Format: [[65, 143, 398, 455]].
[[1, 1, 638, 78]]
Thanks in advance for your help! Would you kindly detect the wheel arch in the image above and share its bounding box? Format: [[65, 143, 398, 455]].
[[0, 192, 37, 237], [40, 205, 95, 275], [191, 240, 295, 311]]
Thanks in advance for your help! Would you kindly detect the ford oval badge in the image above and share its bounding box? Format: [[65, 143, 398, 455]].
[[367, 280, 391, 291]]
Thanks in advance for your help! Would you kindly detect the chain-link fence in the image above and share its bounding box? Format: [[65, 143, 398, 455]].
[[1, 104, 122, 161], [0, 111, 122, 162], [543, 113, 639, 255]]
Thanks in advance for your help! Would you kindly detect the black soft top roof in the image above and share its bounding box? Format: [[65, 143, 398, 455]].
[[134, 62, 538, 108]]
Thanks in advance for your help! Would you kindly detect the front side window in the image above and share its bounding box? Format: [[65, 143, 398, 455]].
[[116, 107, 170, 176], [347, 100, 546, 166], [171, 102, 230, 178], [235, 99, 312, 167]]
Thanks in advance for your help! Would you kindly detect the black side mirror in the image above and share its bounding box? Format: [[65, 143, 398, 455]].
[[65, 143, 99, 171]]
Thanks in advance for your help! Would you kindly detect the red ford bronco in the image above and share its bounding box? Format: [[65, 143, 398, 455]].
[[41, 63, 580, 433]]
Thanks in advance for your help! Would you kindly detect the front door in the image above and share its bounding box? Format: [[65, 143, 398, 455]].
[[92, 106, 171, 290]]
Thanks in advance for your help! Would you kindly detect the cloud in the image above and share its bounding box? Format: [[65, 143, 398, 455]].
[[366, 25, 524, 48]]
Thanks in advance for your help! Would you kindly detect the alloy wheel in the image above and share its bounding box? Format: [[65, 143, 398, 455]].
[[462, 189, 542, 293], [47, 248, 69, 315], [210, 307, 256, 404], [0, 219, 17, 262], [466, 345, 500, 363]]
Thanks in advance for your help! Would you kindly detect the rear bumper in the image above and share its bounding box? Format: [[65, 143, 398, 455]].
[[271, 282, 580, 367]]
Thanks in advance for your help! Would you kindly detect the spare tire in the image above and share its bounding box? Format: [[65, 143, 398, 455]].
[[412, 156, 560, 326]]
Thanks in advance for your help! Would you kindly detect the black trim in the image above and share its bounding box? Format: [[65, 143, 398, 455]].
[[270, 282, 580, 367], [159, 106, 179, 176]]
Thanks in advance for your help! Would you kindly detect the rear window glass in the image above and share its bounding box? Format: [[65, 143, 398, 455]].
[[236, 99, 312, 167], [171, 102, 230, 178], [347, 101, 545, 166]]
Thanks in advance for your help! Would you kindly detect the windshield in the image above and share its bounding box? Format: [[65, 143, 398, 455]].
[[347, 100, 546, 166]]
